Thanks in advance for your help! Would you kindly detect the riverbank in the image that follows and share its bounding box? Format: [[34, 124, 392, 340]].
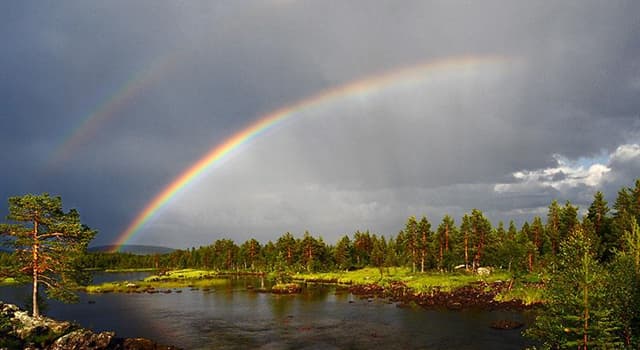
[[0, 277, 19, 287], [292, 267, 544, 310], [85, 267, 545, 310], [86, 269, 227, 293], [0, 301, 180, 349]]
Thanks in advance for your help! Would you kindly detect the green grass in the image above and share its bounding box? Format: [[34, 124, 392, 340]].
[[495, 282, 545, 305], [83, 267, 546, 304], [0, 277, 20, 286], [293, 267, 512, 292], [86, 269, 227, 293], [104, 268, 158, 273], [294, 267, 546, 305], [271, 283, 302, 293], [143, 269, 218, 280]]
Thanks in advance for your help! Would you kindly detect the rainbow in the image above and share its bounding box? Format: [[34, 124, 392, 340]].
[[111, 55, 510, 251], [48, 55, 179, 167]]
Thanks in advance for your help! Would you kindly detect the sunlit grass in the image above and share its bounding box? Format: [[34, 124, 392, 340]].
[[293, 267, 512, 292], [142, 268, 218, 281], [86, 268, 226, 293], [495, 282, 545, 305], [271, 283, 302, 293], [104, 268, 157, 273], [0, 277, 20, 286], [84, 267, 546, 304]]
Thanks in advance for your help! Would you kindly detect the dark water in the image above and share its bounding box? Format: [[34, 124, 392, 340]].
[[0, 273, 535, 349]]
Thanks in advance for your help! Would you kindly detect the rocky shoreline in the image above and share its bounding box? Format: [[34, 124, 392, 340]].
[[346, 280, 541, 312], [0, 302, 180, 350]]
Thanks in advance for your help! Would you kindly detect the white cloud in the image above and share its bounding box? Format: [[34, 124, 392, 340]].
[[495, 153, 611, 194], [611, 144, 640, 163]]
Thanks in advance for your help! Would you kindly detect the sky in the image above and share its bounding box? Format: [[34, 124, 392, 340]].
[[1, 1, 639, 248]]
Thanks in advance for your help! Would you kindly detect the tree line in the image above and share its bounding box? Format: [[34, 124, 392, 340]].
[[78, 179, 640, 348], [3, 180, 640, 347], [81, 180, 640, 277]]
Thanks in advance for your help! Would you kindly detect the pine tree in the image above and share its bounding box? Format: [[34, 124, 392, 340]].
[[530, 216, 546, 257], [560, 201, 579, 243], [0, 194, 95, 317], [417, 216, 432, 272], [436, 215, 456, 270], [276, 232, 298, 267], [353, 230, 373, 267], [402, 217, 419, 272], [526, 225, 620, 349], [334, 235, 352, 270], [588, 191, 612, 261], [612, 180, 640, 254], [469, 209, 492, 269], [240, 238, 261, 270], [460, 214, 472, 269], [607, 218, 640, 347], [546, 200, 562, 256], [371, 234, 387, 277], [507, 220, 518, 241], [300, 231, 324, 272]]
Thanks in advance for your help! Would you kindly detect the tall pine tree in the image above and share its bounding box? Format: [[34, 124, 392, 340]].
[[0, 194, 95, 317]]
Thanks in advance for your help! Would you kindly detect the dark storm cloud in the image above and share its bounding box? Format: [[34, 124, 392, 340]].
[[1, 1, 639, 247]]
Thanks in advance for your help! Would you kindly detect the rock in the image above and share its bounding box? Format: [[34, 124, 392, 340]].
[[0, 301, 182, 349], [490, 319, 524, 330], [271, 283, 302, 294], [447, 302, 463, 310], [120, 337, 181, 349], [476, 267, 491, 276], [11, 310, 75, 340], [49, 329, 114, 350]]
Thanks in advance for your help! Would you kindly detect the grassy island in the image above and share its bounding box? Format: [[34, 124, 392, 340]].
[[0, 277, 19, 287], [84, 266, 543, 306], [86, 269, 227, 293], [292, 267, 544, 306]]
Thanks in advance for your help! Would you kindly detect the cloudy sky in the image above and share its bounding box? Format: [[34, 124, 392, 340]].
[[1, 1, 639, 248]]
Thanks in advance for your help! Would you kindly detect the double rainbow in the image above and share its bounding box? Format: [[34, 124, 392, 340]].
[[111, 55, 510, 251], [49, 55, 180, 167]]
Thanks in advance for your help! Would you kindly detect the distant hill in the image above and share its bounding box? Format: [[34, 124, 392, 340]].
[[89, 244, 176, 255]]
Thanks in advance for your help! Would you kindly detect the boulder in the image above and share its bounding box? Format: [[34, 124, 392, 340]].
[[49, 329, 115, 350], [476, 267, 491, 276], [0, 301, 181, 349]]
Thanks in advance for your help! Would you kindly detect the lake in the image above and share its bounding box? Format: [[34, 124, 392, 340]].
[[0, 272, 535, 349]]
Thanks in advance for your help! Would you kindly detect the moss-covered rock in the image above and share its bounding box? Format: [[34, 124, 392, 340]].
[[0, 301, 181, 349], [271, 283, 302, 294]]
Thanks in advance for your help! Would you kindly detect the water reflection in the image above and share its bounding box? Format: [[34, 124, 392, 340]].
[[0, 274, 534, 349]]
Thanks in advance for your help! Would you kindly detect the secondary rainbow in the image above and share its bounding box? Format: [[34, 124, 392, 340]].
[[49, 55, 179, 167], [111, 55, 510, 251]]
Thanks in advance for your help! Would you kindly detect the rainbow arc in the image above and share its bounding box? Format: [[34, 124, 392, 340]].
[[111, 55, 511, 252]]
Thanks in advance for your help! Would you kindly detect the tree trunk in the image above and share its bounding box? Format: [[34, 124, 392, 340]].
[[464, 234, 469, 269], [439, 243, 443, 269], [582, 252, 589, 350], [411, 249, 416, 273], [32, 218, 39, 317], [445, 225, 449, 251]]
